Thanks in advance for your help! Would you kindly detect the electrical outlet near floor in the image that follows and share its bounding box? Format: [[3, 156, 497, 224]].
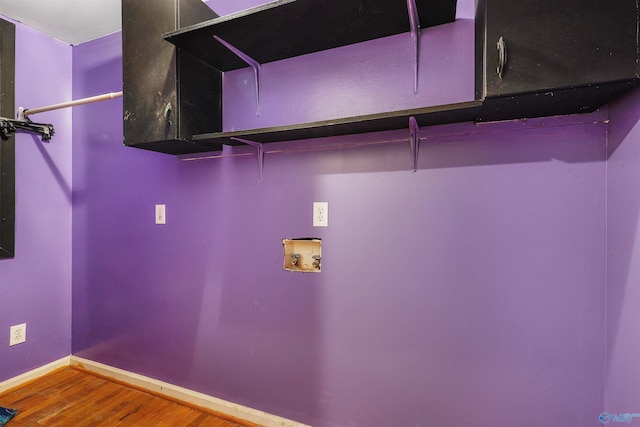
[[10, 323, 26, 346], [313, 202, 328, 227]]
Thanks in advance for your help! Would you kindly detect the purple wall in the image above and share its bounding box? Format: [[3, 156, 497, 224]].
[[605, 87, 640, 413], [222, 19, 474, 131], [0, 19, 72, 380], [70, 3, 608, 425]]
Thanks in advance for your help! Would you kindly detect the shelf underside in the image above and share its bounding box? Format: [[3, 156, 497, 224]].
[[193, 101, 483, 149], [164, 0, 458, 71]]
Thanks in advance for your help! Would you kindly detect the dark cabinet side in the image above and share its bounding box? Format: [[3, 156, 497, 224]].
[[0, 18, 15, 258], [122, 0, 223, 154], [476, 0, 640, 121]]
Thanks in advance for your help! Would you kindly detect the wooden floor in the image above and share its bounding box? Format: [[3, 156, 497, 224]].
[[0, 367, 251, 426]]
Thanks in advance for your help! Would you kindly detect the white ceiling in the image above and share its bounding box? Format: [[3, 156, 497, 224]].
[[0, 0, 122, 45]]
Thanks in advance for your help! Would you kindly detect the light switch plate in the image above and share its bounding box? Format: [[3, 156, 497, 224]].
[[155, 204, 166, 224]]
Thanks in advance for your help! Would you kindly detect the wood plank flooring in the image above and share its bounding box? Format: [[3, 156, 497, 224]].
[[0, 367, 252, 426]]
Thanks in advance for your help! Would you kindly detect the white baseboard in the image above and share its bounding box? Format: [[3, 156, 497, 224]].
[[70, 356, 311, 427], [0, 356, 310, 427], [0, 356, 71, 393]]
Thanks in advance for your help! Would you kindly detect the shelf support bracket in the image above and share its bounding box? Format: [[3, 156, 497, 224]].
[[231, 137, 265, 182], [407, 0, 421, 94], [409, 116, 420, 172], [214, 36, 262, 117]]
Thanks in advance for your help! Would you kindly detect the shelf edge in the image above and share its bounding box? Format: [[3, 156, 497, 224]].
[[193, 100, 483, 145]]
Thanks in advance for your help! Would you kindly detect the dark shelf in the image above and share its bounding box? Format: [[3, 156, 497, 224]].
[[193, 101, 483, 149], [0, 17, 15, 258], [164, 0, 458, 72]]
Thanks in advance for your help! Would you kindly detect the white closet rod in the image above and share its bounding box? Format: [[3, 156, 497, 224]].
[[21, 91, 123, 117]]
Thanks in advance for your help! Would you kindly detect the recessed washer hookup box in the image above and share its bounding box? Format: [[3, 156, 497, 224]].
[[283, 238, 322, 273]]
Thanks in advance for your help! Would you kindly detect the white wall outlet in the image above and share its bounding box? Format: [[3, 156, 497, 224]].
[[313, 202, 329, 227], [10, 323, 26, 346], [155, 204, 166, 225]]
